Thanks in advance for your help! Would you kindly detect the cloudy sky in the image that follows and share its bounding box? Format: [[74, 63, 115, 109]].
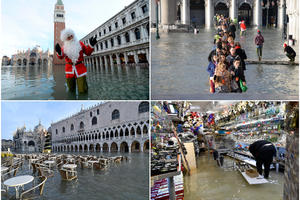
[[1, 101, 102, 140], [1, 0, 135, 57]]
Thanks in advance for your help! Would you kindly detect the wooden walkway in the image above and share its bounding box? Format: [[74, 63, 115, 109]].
[[246, 60, 299, 65]]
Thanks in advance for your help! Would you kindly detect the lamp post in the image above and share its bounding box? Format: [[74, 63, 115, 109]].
[[156, 0, 160, 39]]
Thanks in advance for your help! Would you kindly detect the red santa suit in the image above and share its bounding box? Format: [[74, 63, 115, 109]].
[[57, 28, 94, 79], [57, 42, 94, 78]]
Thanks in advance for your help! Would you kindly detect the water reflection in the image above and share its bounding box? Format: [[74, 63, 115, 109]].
[[184, 152, 283, 200], [1, 63, 149, 100], [151, 28, 299, 100]]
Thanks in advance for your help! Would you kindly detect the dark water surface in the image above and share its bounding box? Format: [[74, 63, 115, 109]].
[[4, 152, 149, 200], [1, 64, 149, 100], [151, 28, 299, 100], [184, 152, 283, 200]]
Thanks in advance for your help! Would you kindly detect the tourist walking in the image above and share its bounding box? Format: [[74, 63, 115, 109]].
[[228, 57, 246, 93], [249, 140, 277, 179], [207, 54, 218, 93], [55, 28, 97, 93], [239, 20, 246, 36], [214, 63, 231, 93], [283, 43, 296, 62], [254, 30, 264, 61], [235, 42, 247, 70]]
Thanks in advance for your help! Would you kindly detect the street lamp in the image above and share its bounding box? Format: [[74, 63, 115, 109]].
[[156, 0, 160, 39]]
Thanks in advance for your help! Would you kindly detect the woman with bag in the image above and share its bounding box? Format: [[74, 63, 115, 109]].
[[214, 63, 232, 93], [229, 56, 246, 93]]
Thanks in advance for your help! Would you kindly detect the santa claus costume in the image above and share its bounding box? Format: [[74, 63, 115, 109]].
[[56, 28, 96, 93]]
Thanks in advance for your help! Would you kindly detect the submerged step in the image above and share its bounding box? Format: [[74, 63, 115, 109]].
[[246, 60, 299, 65]]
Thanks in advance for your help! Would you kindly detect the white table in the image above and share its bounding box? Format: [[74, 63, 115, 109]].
[[88, 161, 98, 168], [4, 175, 34, 199], [44, 160, 55, 168], [1, 166, 9, 173], [62, 164, 77, 170]]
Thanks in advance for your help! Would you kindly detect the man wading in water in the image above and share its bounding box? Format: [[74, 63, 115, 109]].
[[55, 28, 97, 93]]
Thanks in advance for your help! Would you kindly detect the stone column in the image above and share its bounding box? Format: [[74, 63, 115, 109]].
[[253, 0, 262, 26], [110, 55, 114, 66], [182, 0, 190, 25], [95, 56, 99, 68], [278, 0, 284, 28], [104, 56, 108, 67], [229, 0, 237, 21], [116, 54, 121, 65], [124, 53, 129, 64], [133, 51, 139, 64], [161, 0, 176, 26], [146, 48, 149, 62], [100, 147, 103, 152], [205, 0, 214, 28]]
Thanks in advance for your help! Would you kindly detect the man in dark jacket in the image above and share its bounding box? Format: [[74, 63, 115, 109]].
[[284, 43, 296, 62], [228, 22, 236, 40], [249, 140, 277, 178], [235, 42, 247, 70], [229, 56, 246, 93]]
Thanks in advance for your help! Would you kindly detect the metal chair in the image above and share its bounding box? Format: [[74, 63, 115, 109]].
[[59, 169, 77, 181], [20, 176, 47, 200]]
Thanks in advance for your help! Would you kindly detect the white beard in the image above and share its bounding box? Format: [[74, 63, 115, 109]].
[[63, 38, 81, 64]]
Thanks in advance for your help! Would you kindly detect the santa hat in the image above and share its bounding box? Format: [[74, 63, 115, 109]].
[[283, 43, 287, 48], [60, 28, 75, 42]]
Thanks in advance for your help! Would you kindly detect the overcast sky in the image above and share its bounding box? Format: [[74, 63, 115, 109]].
[[1, 101, 103, 140], [1, 0, 135, 57]]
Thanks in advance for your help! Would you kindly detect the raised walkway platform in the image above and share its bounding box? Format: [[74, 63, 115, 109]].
[[246, 60, 299, 65]]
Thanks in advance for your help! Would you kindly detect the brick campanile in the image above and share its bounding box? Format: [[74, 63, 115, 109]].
[[53, 0, 65, 65]]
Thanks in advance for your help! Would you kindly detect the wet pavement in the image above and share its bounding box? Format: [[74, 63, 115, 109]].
[[184, 152, 283, 200], [1, 63, 149, 100], [151, 27, 299, 100], [3, 152, 149, 200]]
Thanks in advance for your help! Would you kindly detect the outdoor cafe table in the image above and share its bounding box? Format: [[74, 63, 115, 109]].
[[4, 175, 34, 199], [87, 160, 99, 168], [44, 160, 55, 168], [1, 166, 9, 173], [62, 164, 77, 170]]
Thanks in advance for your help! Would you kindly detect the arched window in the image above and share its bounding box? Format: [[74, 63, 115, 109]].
[[92, 117, 97, 125], [62, 127, 65, 133], [134, 28, 141, 40], [112, 109, 120, 120], [100, 42, 103, 50], [80, 121, 84, 129], [70, 124, 74, 131], [125, 32, 130, 43], [105, 41, 108, 48], [138, 102, 149, 113], [111, 38, 114, 47], [117, 35, 121, 45], [56, 129, 58, 134]]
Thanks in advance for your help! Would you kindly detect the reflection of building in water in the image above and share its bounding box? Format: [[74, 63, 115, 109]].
[[51, 102, 150, 153], [13, 121, 49, 152], [152, 0, 298, 41], [10, 45, 52, 66], [81, 0, 149, 67]]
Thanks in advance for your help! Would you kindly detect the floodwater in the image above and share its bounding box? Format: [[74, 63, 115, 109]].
[[151, 27, 299, 100], [3, 152, 149, 200], [184, 152, 284, 200], [1, 63, 149, 100]]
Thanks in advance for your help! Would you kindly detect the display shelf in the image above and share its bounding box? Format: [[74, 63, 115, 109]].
[[151, 171, 181, 182]]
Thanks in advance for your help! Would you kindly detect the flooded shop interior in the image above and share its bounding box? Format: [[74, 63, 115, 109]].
[[151, 101, 298, 200]]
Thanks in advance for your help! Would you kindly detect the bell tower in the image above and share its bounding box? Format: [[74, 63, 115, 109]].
[[53, 0, 65, 65]]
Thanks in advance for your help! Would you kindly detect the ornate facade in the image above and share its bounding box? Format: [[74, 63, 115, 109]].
[[81, 0, 149, 68], [10, 46, 52, 66], [51, 102, 150, 153], [151, 0, 291, 30], [13, 121, 48, 152]]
